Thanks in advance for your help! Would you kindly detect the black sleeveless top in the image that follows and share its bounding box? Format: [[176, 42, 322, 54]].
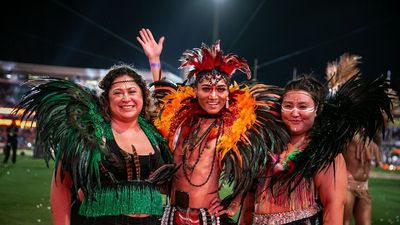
[[77, 137, 167, 216], [100, 139, 161, 183]]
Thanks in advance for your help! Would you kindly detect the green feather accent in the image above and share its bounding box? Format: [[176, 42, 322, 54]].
[[282, 149, 301, 171], [16, 78, 107, 196], [138, 116, 166, 146], [138, 116, 172, 165], [90, 148, 101, 183], [79, 181, 163, 217], [104, 121, 114, 140], [88, 102, 105, 139]]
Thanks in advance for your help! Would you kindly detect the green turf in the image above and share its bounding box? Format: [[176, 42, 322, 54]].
[[1, 154, 399, 224], [0, 154, 53, 225], [370, 178, 400, 225], [373, 166, 400, 175]]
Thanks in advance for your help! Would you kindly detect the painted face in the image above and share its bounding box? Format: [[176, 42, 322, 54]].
[[281, 90, 317, 136], [195, 78, 229, 114], [108, 75, 143, 122]]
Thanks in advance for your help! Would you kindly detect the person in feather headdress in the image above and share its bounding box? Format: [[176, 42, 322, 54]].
[[137, 29, 289, 225], [18, 65, 174, 225], [239, 53, 394, 225]]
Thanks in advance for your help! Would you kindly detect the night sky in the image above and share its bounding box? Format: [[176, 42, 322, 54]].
[[1, 0, 398, 87]]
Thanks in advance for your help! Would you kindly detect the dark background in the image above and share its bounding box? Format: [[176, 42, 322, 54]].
[[1, 0, 398, 87]]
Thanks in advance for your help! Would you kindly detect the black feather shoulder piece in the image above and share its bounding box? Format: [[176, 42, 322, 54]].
[[16, 78, 106, 194], [219, 83, 290, 207]]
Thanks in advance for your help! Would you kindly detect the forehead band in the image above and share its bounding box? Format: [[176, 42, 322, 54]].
[[111, 79, 136, 85]]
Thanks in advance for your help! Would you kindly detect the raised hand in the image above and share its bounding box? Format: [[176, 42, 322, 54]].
[[137, 28, 165, 62]]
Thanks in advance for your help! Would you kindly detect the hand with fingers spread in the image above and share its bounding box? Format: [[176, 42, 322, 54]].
[[137, 28, 164, 62]]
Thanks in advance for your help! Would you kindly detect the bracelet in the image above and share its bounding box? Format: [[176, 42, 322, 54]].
[[150, 62, 161, 68]]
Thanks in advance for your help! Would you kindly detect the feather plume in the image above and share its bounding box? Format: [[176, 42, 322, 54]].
[[326, 53, 361, 91], [179, 40, 251, 80], [15, 78, 105, 196], [220, 83, 290, 207]]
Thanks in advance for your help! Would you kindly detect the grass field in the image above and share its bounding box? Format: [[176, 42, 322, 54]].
[[1, 153, 399, 225], [370, 178, 400, 224], [0, 154, 52, 225]]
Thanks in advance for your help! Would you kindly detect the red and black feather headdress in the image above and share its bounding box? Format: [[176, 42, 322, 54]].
[[179, 40, 251, 81]]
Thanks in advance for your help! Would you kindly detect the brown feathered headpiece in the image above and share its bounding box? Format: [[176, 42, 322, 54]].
[[179, 40, 251, 83], [326, 53, 361, 91]]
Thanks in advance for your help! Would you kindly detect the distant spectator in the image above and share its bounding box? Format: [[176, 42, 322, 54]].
[[3, 120, 19, 164]]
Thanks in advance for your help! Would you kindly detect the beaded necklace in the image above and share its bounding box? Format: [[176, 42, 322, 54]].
[[181, 117, 222, 187]]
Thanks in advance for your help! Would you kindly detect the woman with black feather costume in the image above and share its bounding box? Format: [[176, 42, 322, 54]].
[[17, 65, 174, 225], [240, 75, 347, 225], [239, 54, 395, 225]]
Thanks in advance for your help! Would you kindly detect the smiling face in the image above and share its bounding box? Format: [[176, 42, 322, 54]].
[[195, 78, 229, 114], [108, 75, 143, 122], [281, 90, 317, 136]]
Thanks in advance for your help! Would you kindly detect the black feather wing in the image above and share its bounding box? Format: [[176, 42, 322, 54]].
[[221, 83, 290, 207]]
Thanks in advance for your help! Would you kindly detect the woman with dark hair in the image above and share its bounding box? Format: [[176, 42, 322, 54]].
[[240, 75, 347, 225], [18, 64, 173, 225], [239, 53, 394, 224], [98, 65, 152, 120]]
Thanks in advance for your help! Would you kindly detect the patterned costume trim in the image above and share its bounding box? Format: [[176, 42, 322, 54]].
[[161, 205, 220, 225], [253, 205, 322, 225]]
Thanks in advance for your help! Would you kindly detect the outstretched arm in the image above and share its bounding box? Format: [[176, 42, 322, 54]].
[[137, 28, 165, 81]]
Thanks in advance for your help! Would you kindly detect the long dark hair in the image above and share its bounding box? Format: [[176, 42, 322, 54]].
[[98, 64, 151, 121]]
